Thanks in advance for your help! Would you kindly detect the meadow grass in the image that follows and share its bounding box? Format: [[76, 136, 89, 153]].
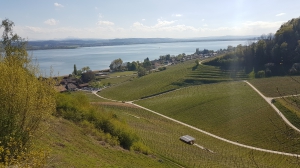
[[249, 76, 300, 97], [71, 91, 112, 102], [100, 75, 135, 86], [108, 71, 137, 77], [37, 116, 174, 168], [135, 81, 300, 153], [99, 105, 300, 168]]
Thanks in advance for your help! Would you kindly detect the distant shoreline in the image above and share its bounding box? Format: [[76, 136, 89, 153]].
[[27, 37, 256, 51]]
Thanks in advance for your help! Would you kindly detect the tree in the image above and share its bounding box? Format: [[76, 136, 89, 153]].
[[81, 71, 95, 83], [109, 58, 123, 71], [73, 64, 77, 75], [0, 19, 56, 165], [137, 67, 146, 77], [81, 66, 90, 73]]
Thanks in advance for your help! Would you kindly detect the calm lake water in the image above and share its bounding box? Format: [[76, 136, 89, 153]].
[[32, 40, 248, 76]]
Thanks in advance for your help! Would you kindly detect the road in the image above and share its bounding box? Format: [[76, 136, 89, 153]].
[[244, 81, 300, 133], [92, 84, 300, 157]]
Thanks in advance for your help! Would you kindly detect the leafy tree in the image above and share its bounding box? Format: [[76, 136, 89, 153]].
[[137, 67, 146, 77], [109, 58, 123, 71], [143, 59, 152, 71], [81, 71, 95, 83], [81, 66, 90, 73], [0, 19, 56, 165], [131, 61, 138, 71]]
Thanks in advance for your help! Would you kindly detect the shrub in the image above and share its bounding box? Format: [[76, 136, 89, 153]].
[[0, 19, 55, 165], [256, 70, 265, 78]]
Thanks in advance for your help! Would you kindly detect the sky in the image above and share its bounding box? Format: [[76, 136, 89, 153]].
[[0, 0, 300, 40]]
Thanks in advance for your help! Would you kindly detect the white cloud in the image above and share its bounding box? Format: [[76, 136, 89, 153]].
[[19, 19, 284, 39], [276, 13, 286, 16], [154, 19, 176, 28], [44, 19, 59, 26], [173, 14, 182, 17], [242, 21, 283, 29], [97, 21, 114, 26], [54, 3, 64, 7], [142, 19, 145, 21]]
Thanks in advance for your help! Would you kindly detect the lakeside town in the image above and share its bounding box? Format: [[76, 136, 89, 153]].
[[54, 47, 225, 92]]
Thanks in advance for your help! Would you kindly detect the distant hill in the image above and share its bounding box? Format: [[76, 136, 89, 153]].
[[204, 16, 300, 76], [27, 36, 257, 50]]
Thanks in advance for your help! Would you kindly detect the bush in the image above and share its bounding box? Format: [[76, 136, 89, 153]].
[[55, 92, 142, 150], [0, 19, 55, 165], [256, 70, 265, 78], [131, 141, 151, 155]]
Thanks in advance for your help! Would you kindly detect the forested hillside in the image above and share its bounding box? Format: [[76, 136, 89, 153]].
[[204, 17, 300, 77]]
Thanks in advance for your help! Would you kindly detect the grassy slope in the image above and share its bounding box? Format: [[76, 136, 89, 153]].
[[36, 116, 174, 168], [71, 91, 112, 102], [99, 105, 300, 168], [99, 61, 194, 101], [135, 81, 300, 153], [249, 76, 300, 97], [99, 61, 247, 101], [100, 76, 135, 86]]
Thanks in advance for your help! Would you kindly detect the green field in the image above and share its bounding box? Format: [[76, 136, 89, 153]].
[[99, 61, 248, 101], [108, 71, 137, 77], [71, 91, 112, 102], [98, 105, 300, 168], [249, 76, 300, 97], [135, 81, 300, 153], [100, 75, 135, 86], [99, 62, 194, 101]]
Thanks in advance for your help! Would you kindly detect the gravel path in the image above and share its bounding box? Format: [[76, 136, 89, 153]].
[[244, 81, 300, 133]]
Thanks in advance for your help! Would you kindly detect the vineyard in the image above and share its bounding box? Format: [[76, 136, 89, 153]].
[[135, 81, 300, 153], [100, 105, 300, 168], [249, 76, 300, 97], [99, 60, 249, 101], [98, 61, 194, 101], [184, 64, 248, 85]]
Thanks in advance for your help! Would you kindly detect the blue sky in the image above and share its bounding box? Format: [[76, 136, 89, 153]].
[[1, 0, 299, 40]]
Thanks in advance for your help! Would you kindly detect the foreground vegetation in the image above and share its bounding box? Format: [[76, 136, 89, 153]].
[[136, 81, 300, 153], [37, 116, 174, 168]]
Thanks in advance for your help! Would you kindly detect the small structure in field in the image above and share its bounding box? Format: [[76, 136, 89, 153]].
[[180, 135, 195, 145]]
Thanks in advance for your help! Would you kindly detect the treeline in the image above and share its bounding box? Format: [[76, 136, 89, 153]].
[[205, 17, 300, 77]]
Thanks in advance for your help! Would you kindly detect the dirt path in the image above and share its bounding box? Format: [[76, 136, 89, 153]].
[[93, 90, 300, 157], [244, 81, 300, 133]]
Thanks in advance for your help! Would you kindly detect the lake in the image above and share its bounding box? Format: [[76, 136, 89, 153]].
[[32, 40, 248, 76]]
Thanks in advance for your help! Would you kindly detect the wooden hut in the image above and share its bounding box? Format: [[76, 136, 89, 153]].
[[180, 135, 195, 145]]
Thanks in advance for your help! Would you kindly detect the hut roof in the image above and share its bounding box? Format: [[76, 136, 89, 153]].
[[180, 135, 195, 142]]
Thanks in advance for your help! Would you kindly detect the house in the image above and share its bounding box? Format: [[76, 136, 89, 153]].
[[78, 83, 89, 88], [180, 135, 195, 145], [66, 83, 77, 91]]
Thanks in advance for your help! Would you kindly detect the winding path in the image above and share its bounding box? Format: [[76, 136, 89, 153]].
[[92, 84, 300, 157], [244, 81, 300, 133]]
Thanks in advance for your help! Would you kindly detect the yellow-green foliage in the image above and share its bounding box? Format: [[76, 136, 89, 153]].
[[55, 92, 145, 151], [0, 19, 56, 166]]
